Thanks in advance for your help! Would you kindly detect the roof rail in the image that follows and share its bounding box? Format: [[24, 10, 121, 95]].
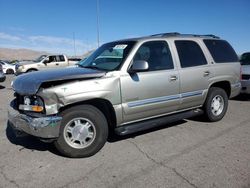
[[150, 32, 180, 37], [150, 32, 220, 39]]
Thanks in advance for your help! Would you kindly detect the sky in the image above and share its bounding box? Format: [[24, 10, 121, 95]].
[[0, 0, 250, 56]]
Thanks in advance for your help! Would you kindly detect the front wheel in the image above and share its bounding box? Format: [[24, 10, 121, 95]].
[[54, 105, 108, 158], [203, 87, 228, 122]]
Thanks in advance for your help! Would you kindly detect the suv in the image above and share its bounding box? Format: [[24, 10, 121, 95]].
[[240, 52, 250, 94], [8, 33, 241, 158]]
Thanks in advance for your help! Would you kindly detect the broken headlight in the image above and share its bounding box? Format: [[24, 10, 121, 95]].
[[19, 95, 44, 112]]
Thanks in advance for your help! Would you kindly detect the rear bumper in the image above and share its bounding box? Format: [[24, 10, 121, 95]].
[[230, 82, 241, 98], [8, 103, 62, 139], [241, 80, 250, 94]]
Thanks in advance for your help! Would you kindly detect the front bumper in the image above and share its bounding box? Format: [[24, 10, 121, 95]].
[[241, 80, 250, 94], [8, 104, 62, 138]]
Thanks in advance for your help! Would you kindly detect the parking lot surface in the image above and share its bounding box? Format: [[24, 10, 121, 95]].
[[0, 75, 249, 188]]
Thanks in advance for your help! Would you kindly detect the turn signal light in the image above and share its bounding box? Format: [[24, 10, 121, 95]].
[[31, 106, 44, 112]]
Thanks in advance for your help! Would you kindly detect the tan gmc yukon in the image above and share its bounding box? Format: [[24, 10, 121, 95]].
[[8, 33, 241, 157]]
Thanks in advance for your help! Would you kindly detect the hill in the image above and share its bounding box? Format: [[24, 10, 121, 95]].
[[0, 48, 50, 61], [0, 48, 94, 61]]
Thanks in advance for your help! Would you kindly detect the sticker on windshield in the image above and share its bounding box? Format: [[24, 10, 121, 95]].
[[113, 44, 127, 50]]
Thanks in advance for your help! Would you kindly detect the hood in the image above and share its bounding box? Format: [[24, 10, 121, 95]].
[[13, 67, 106, 95], [18, 61, 38, 65], [242, 65, 250, 75]]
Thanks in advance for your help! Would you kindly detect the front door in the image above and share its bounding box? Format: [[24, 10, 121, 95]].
[[120, 40, 180, 124]]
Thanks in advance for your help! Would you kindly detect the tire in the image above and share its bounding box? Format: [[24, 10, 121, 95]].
[[6, 69, 14, 74], [203, 87, 228, 122], [54, 105, 108, 158]]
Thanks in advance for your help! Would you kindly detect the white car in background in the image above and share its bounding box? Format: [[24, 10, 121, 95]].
[[0, 60, 16, 74], [240, 52, 250, 94]]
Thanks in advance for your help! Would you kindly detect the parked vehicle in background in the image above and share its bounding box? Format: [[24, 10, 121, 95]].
[[0, 60, 16, 74], [9, 33, 241, 158], [0, 64, 6, 82], [68, 58, 81, 62], [15, 55, 79, 75], [240, 52, 250, 94]]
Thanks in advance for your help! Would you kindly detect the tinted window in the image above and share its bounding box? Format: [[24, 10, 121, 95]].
[[204, 39, 238, 63], [175, 40, 207, 68], [133, 41, 174, 71], [56, 55, 65, 62], [240, 53, 250, 65], [48, 56, 57, 62]]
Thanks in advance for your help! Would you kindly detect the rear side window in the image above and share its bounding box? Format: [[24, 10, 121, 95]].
[[204, 40, 238, 63], [57, 55, 65, 62], [175, 40, 207, 68]]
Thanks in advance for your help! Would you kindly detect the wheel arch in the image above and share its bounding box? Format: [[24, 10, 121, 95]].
[[59, 98, 117, 131], [208, 81, 231, 97], [26, 68, 38, 72]]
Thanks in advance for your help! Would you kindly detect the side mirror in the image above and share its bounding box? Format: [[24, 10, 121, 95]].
[[43, 60, 48, 65], [128, 60, 149, 74]]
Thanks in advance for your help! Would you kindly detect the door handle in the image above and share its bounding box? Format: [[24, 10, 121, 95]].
[[170, 75, 178, 81], [204, 71, 210, 77], [56, 63, 59, 65]]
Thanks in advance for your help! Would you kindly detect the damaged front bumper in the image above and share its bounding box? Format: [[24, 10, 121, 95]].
[[8, 104, 62, 139]]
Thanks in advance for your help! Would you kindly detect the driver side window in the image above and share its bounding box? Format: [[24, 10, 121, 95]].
[[48, 56, 57, 63], [133, 41, 174, 71]]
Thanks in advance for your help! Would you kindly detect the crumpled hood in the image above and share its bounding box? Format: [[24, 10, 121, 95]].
[[13, 67, 106, 95]]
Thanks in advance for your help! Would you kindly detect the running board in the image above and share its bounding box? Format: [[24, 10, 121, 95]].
[[115, 109, 203, 136]]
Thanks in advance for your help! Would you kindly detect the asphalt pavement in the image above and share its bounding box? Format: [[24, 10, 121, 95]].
[[0, 75, 249, 188]]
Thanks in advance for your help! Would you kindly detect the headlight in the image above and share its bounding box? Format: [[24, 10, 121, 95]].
[[19, 96, 44, 112]]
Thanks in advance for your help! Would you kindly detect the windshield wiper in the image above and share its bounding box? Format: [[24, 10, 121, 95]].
[[80, 65, 108, 71]]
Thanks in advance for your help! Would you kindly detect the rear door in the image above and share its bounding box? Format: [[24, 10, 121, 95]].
[[120, 40, 180, 123], [41, 55, 67, 69], [56, 55, 68, 67], [175, 40, 211, 110]]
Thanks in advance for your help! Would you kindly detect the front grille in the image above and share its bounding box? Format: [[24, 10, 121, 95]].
[[242, 74, 250, 80]]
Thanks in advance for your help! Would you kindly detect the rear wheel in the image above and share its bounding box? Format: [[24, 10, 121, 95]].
[[6, 69, 14, 74], [54, 105, 108, 158], [203, 87, 228, 122]]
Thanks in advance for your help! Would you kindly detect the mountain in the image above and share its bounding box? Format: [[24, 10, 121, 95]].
[[0, 48, 50, 61], [0, 48, 94, 61]]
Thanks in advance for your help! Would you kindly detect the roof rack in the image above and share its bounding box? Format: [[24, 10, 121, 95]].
[[150, 32, 180, 37], [150, 32, 220, 39]]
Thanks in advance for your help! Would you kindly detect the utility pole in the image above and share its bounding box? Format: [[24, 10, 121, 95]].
[[96, 0, 100, 47], [73, 32, 76, 56]]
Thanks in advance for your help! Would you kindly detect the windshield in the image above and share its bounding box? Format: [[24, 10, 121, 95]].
[[240, 53, 250, 65], [34, 55, 47, 62], [79, 41, 136, 71]]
